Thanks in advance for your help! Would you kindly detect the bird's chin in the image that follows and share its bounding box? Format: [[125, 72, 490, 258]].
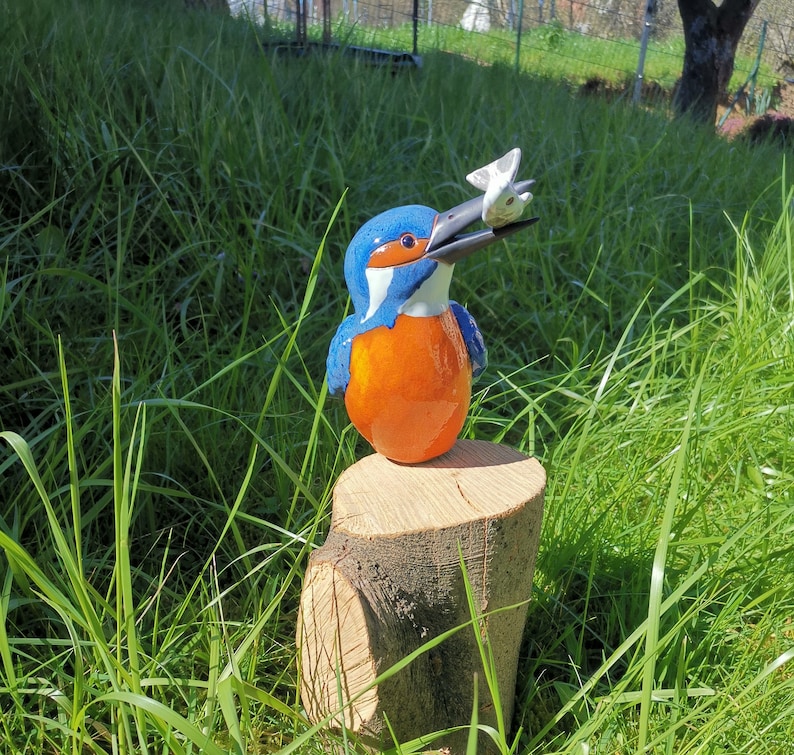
[[397, 262, 454, 317]]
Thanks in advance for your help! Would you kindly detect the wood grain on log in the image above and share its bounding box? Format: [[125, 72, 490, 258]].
[[297, 440, 545, 753]]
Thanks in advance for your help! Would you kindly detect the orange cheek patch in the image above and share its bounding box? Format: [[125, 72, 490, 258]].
[[367, 237, 429, 268]]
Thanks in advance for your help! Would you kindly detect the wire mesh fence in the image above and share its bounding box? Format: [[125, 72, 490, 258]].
[[230, 0, 794, 95]]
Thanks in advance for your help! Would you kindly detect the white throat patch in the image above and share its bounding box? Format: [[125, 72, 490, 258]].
[[362, 267, 394, 323], [399, 263, 454, 317]]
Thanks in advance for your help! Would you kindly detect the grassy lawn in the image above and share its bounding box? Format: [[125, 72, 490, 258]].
[[2, 0, 793, 753], [317, 18, 778, 92]]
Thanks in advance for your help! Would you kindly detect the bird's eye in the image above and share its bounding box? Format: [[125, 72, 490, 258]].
[[505, 197, 515, 206], [400, 233, 416, 249]]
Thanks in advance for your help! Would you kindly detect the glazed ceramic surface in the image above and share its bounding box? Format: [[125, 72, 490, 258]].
[[327, 150, 537, 463]]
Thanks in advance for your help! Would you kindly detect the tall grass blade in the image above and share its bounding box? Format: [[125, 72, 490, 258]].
[[638, 352, 710, 750]]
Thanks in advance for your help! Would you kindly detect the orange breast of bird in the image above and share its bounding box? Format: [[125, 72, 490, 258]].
[[344, 306, 472, 463]]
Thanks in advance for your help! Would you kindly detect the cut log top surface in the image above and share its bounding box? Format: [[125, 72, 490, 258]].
[[332, 439, 546, 537]]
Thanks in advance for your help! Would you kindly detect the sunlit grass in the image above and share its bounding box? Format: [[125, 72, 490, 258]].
[[2, 0, 793, 752], [324, 18, 777, 91]]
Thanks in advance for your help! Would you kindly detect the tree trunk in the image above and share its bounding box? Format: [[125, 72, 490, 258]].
[[674, 0, 759, 123], [297, 440, 546, 753]]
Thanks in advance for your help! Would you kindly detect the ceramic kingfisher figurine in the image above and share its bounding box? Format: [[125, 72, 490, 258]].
[[327, 148, 538, 464]]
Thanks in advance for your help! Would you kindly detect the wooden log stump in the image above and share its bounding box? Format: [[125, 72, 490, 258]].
[[297, 439, 545, 753]]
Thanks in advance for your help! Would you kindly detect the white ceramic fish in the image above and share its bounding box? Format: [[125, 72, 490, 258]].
[[466, 147, 534, 228]]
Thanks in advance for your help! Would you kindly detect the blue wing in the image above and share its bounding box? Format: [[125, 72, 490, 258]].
[[450, 301, 487, 379], [326, 315, 359, 397]]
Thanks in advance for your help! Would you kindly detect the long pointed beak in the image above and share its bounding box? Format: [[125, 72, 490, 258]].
[[424, 179, 538, 264]]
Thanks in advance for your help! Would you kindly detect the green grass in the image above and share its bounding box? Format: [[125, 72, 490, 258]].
[[2, 0, 794, 752], [322, 18, 777, 92]]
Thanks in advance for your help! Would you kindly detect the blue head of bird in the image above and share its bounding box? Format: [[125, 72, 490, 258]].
[[326, 184, 539, 400], [343, 184, 540, 326], [343, 205, 451, 331]]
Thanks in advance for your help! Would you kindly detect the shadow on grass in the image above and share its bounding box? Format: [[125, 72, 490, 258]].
[[515, 543, 653, 742]]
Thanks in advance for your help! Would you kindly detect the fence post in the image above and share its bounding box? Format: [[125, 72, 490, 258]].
[[718, 19, 768, 128], [633, 0, 656, 104], [514, 0, 524, 72], [412, 0, 419, 55]]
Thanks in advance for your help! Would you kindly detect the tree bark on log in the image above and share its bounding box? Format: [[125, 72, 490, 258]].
[[674, 0, 760, 123], [297, 440, 546, 753]]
